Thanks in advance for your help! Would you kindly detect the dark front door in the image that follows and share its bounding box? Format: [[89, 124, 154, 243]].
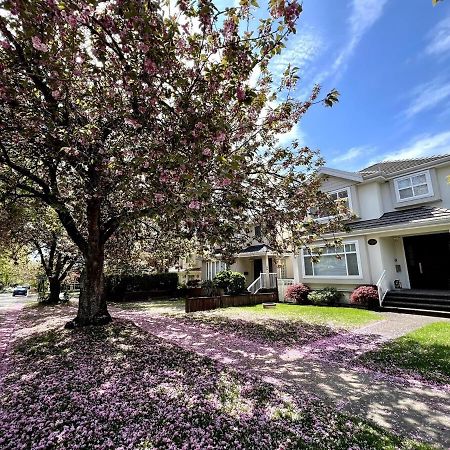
[[403, 233, 450, 290], [253, 259, 263, 281]]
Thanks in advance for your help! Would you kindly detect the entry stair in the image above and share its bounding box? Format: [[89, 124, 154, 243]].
[[382, 289, 450, 317]]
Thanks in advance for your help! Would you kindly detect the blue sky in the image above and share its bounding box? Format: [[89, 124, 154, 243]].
[[217, 0, 450, 171]]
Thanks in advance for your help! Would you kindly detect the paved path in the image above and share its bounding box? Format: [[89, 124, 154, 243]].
[[0, 293, 34, 383], [113, 307, 450, 447]]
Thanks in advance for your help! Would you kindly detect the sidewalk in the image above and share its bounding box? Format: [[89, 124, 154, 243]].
[[113, 307, 450, 446]]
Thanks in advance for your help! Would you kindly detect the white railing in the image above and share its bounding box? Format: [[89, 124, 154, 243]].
[[277, 278, 295, 303], [247, 273, 277, 294], [376, 270, 389, 307]]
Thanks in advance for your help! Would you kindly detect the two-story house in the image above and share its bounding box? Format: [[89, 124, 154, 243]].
[[294, 154, 450, 310], [202, 224, 296, 291]]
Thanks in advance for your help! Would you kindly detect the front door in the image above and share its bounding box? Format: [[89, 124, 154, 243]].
[[403, 233, 450, 290], [253, 259, 263, 281]]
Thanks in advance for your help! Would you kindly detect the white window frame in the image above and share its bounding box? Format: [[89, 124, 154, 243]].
[[206, 260, 228, 280], [313, 187, 353, 221], [301, 240, 363, 279], [394, 170, 433, 203]]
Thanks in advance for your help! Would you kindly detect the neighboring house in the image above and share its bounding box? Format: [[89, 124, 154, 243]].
[[294, 155, 450, 308], [169, 254, 202, 286], [201, 225, 296, 292]]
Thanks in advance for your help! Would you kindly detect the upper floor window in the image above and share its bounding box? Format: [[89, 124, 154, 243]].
[[254, 225, 262, 240], [394, 171, 433, 202], [313, 187, 352, 219]]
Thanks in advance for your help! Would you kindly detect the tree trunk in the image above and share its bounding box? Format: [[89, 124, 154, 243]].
[[47, 277, 61, 304], [65, 200, 111, 328]]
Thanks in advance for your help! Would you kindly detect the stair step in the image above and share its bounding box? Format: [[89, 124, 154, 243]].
[[383, 300, 450, 312], [381, 306, 450, 318], [384, 295, 450, 305], [386, 291, 450, 300]]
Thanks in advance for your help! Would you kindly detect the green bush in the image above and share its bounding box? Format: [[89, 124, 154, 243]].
[[309, 287, 341, 306], [105, 273, 178, 297], [213, 270, 246, 295]]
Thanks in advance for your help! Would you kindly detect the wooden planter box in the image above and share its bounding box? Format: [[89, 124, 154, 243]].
[[185, 292, 276, 313], [185, 296, 221, 313]]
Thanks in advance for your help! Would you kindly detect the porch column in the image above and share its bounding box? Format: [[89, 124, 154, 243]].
[[262, 253, 269, 274]]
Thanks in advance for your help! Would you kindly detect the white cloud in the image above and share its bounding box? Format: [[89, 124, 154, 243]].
[[331, 145, 375, 165], [402, 78, 450, 119], [276, 123, 306, 147], [425, 15, 450, 58], [381, 131, 450, 161], [318, 0, 388, 83], [270, 29, 323, 85]]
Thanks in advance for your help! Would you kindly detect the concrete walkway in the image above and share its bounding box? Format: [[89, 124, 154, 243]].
[[113, 307, 450, 447]]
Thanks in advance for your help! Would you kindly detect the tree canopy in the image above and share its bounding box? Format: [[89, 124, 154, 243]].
[[0, 0, 342, 326]]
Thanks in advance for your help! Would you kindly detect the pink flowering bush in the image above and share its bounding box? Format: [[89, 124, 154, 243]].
[[285, 283, 311, 304], [350, 285, 379, 308]]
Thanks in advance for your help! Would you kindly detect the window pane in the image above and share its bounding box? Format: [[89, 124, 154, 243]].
[[338, 190, 348, 199], [346, 253, 359, 275], [313, 255, 347, 276], [413, 184, 429, 196], [399, 187, 413, 199], [397, 178, 411, 189], [334, 245, 344, 253], [330, 193, 338, 200], [345, 243, 356, 252], [412, 174, 426, 185], [304, 256, 313, 275]]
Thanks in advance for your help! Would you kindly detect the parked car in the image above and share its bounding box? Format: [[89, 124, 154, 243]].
[[12, 286, 28, 296]]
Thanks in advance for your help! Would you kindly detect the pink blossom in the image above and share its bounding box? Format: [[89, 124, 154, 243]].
[[138, 42, 149, 53], [154, 193, 165, 203], [0, 40, 11, 50], [52, 90, 61, 99], [124, 118, 141, 129], [144, 59, 157, 75], [236, 86, 245, 101], [215, 132, 226, 143], [215, 178, 232, 188], [31, 36, 49, 53], [188, 200, 201, 210], [202, 148, 212, 157]]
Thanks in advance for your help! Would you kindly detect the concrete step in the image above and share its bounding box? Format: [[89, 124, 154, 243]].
[[382, 300, 450, 312], [380, 306, 450, 318]]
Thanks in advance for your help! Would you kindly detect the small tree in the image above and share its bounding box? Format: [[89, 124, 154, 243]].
[[350, 285, 378, 308], [0, 202, 81, 303]]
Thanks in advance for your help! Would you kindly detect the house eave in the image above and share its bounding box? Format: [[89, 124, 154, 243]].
[[318, 167, 364, 182]]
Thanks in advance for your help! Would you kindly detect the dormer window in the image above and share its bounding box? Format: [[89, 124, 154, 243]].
[[394, 171, 433, 202]]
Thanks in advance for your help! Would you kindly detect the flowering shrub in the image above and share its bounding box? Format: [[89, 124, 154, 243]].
[[350, 285, 379, 308], [309, 288, 341, 306], [285, 283, 311, 304], [213, 270, 246, 295]]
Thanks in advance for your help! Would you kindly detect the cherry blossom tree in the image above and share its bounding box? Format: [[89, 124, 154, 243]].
[[0, 0, 341, 327]]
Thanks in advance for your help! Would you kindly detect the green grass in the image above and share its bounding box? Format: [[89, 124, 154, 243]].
[[208, 303, 382, 328], [110, 298, 185, 314], [360, 322, 450, 384]]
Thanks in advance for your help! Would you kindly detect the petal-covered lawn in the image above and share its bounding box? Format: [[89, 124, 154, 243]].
[[173, 314, 340, 346], [359, 322, 450, 385], [186, 303, 383, 328], [0, 319, 435, 450]]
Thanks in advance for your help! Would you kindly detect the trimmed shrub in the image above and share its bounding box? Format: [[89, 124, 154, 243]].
[[105, 273, 179, 297], [285, 283, 311, 304], [350, 285, 378, 308], [213, 270, 246, 295], [309, 287, 341, 306]]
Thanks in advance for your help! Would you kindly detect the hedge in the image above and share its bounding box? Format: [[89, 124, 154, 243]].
[[105, 273, 179, 297]]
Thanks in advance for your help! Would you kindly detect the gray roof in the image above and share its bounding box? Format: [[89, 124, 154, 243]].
[[359, 154, 450, 178], [239, 244, 274, 254], [347, 207, 450, 231]]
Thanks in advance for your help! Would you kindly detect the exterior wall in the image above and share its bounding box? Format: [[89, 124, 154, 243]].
[[321, 177, 356, 192]]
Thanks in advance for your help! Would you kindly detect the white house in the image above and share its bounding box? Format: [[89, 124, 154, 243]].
[[294, 154, 450, 310]]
